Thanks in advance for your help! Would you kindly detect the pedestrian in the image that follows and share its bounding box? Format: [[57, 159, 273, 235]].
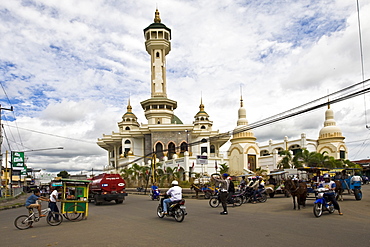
[[49, 187, 60, 213], [211, 173, 229, 215]]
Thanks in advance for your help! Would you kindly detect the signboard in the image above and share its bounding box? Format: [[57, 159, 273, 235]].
[[11, 152, 25, 167], [196, 155, 208, 164]]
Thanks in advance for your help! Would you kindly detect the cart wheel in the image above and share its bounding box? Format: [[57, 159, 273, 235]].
[[64, 204, 85, 221]]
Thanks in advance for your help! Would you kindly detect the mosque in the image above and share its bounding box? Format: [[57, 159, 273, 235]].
[[97, 10, 348, 179]]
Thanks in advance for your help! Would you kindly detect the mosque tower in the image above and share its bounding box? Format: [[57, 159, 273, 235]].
[[227, 95, 259, 174], [317, 104, 347, 159], [140, 9, 177, 125]]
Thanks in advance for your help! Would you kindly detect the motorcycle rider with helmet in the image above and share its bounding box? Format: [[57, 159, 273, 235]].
[[318, 174, 343, 215], [162, 180, 182, 214]]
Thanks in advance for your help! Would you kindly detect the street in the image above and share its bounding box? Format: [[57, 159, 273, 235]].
[[1, 186, 370, 247]]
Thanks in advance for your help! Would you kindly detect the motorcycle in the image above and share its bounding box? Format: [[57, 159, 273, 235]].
[[150, 189, 160, 201], [242, 187, 267, 203], [157, 195, 187, 222], [313, 188, 335, 217], [209, 191, 243, 208]]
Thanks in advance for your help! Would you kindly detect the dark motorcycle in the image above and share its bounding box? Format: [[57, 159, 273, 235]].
[[209, 191, 243, 208], [157, 195, 186, 222], [242, 187, 267, 203], [313, 188, 335, 217]]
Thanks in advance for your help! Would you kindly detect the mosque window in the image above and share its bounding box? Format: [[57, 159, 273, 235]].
[[156, 52, 160, 58], [119, 146, 123, 156], [340, 151, 345, 159], [168, 142, 176, 159], [158, 31, 163, 38], [201, 117, 204, 120], [125, 140, 131, 144], [165, 32, 169, 40], [261, 150, 270, 156], [151, 31, 157, 39], [125, 127, 130, 130], [201, 147, 208, 155], [146, 33, 149, 40], [155, 142, 164, 160], [210, 145, 215, 153], [180, 142, 188, 154], [159, 105, 164, 109], [201, 125, 206, 129]]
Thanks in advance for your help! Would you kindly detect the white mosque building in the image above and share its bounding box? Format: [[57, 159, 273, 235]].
[[97, 10, 348, 179]]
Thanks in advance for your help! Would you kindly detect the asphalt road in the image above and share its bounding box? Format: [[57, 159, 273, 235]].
[[1, 186, 370, 247]]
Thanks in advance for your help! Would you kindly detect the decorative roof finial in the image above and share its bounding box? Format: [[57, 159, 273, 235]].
[[154, 9, 161, 23], [240, 84, 244, 107]]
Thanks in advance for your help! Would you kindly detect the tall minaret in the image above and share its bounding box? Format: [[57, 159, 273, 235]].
[[144, 9, 170, 98], [227, 93, 259, 174], [141, 9, 177, 124]]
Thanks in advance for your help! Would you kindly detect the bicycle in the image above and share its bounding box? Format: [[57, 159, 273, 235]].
[[14, 206, 63, 230]]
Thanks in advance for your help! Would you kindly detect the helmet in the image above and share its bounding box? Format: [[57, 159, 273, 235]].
[[252, 176, 257, 180], [171, 180, 179, 186], [323, 174, 330, 179]]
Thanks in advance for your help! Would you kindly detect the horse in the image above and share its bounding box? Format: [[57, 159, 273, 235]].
[[334, 180, 344, 201], [190, 183, 202, 199], [284, 179, 307, 210]]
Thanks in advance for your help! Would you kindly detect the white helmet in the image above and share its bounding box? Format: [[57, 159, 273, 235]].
[[171, 180, 179, 186]]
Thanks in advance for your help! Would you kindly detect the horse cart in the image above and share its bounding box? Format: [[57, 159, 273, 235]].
[[265, 171, 289, 198], [297, 167, 330, 196], [333, 168, 363, 200]]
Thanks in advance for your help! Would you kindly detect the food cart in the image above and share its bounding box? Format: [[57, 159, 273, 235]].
[[52, 178, 90, 221]]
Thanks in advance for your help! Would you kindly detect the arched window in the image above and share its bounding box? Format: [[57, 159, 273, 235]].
[[168, 142, 176, 159], [180, 142, 188, 154], [125, 127, 130, 130], [155, 142, 164, 160], [210, 145, 215, 154], [156, 52, 160, 58], [124, 140, 131, 156], [201, 125, 206, 129]]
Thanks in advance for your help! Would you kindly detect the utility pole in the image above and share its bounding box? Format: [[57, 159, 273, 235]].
[[0, 104, 13, 197]]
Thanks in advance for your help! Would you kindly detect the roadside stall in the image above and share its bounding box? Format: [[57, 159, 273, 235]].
[[53, 178, 90, 221]]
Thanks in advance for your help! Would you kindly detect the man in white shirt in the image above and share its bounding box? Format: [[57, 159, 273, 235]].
[[162, 180, 182, 214], [49, 187, 60, 214], [351, 173, 362, 184]]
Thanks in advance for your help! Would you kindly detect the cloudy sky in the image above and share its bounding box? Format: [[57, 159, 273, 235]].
[[1, 0, 370, 175]]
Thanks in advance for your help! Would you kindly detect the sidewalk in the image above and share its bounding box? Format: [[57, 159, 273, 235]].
[[0, 193, 29, 211]]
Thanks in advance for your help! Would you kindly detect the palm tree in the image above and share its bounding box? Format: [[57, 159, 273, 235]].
[[292, 149, 316, 167], [120, 167, 134, 186], [277, 150, 293, 169], [218, 163, 229, 174], [314, 152, 330, 167]]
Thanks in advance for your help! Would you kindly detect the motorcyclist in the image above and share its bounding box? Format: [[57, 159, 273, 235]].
[[239, 176, 247, 191], [318, 174, 343, 215], [350, 173, 362, 184], [252, 176, 265, 204], [162, 180, 182, 214], [151, 182, 159, 197]]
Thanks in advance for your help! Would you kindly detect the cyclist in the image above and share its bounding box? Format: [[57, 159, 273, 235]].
[[25, 189, 50, 217]]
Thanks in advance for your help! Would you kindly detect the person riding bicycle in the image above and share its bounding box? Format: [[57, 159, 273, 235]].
[[162, 180, 182, 214], [318, 174, 343, 215], [25, 189, 50, 217]]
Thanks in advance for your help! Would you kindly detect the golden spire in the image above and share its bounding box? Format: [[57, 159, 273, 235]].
[[199, 97, 204, 111], [127, 98, 132, 112], [154, 9, 161, 23]]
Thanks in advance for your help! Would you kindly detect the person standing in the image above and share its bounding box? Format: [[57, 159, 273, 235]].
[[212, 173, 229, 215]]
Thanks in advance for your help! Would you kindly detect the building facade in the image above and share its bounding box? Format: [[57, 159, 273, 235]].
[[97, 10, 348, 178]]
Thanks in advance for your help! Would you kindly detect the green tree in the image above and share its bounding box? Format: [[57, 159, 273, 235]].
[[218, 163, 229, 174], [277, 150, 293, 169], [57, 170, 70, 178], [293, 149, 316, 167]]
